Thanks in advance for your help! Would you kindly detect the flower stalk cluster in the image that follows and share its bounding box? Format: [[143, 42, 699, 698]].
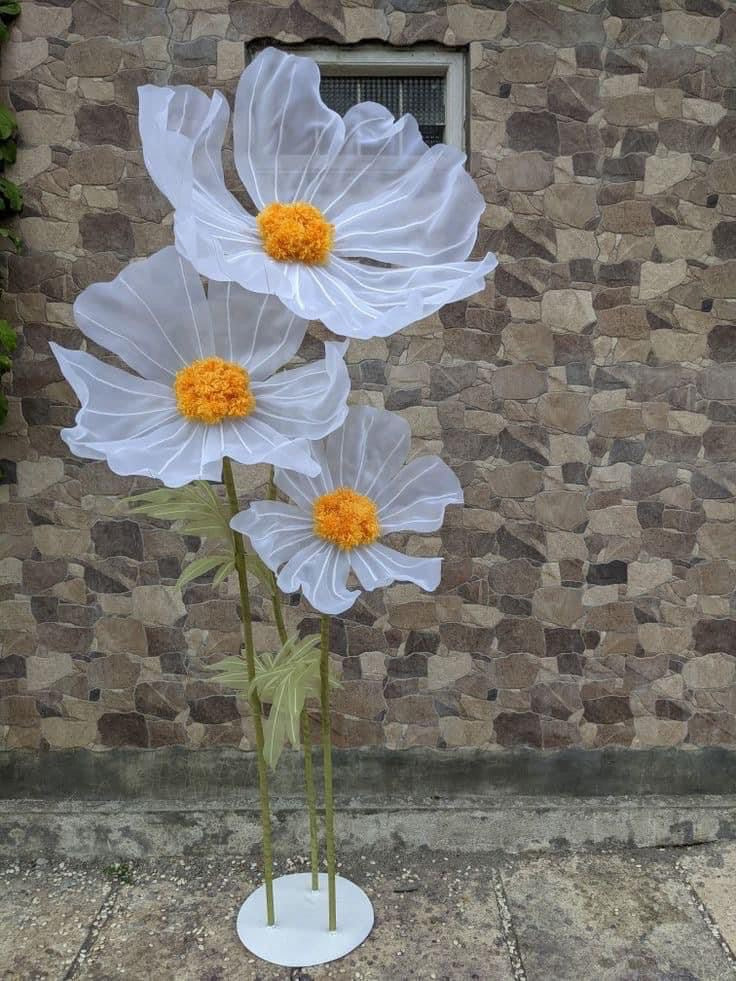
[[52, 47, 495, 934]]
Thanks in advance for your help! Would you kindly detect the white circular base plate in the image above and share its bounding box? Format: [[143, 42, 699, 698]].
[[236, 872, 374, 967]]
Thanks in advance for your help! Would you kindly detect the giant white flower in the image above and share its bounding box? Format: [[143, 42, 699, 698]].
[[51, 246, 349, 487], [138, 47, 496, 341], [231, 406, 463, 615]]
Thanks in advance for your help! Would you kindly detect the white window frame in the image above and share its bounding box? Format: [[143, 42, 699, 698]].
[[297, 44, 467, 152]]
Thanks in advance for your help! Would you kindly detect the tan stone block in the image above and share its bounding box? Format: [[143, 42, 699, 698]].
[[53, 579, 87, 604], [587, 506, 640, 537], [17, 2, 72, 35], [462, 604, 503, 629], [541, 289, 595, 333], [543, 183, 598, 228], [487, 461, 544, 499], [191, 11, 230, 36], [683, 654, 736, 690], [546, 531, 588, 560], [639, 259, 687, 300], [428, 652, 473, 689], [343, 5, 389, 42], [95, 617, 148, 655], [32, 527, 91, 558], [65, 38, 122, 76], [217, 39, 245, 79], [556, 229, 598, 261], [533, 586, 583, 627], [26, 653, 75, 691], [440, 715, 489, 747], [535, 490, 587, 531], [651, 330, 707, 364], [634, 717, 687, 748], [447, 4, 505, 42], [683, 98, 727, 126], [655, 89, 683, 120], [16, 458, 64, 498], [0, 38, 47, 80], [131, 585, 186, 626], [11, 146, 52, 185], [497, 151, 553, 191], [40, 718, 96, 749], [0, 557, 22, 585], [627, 560, 673, 598], [548, 434, 590, 464], [604, 93, 657, 126], [16, 110, 74, 146], [502, 322, 554, 366], [638, 623, 691, 654], [697, 523, 736, 560], [592, 407, 644, 438], [643, 154, 692, 196], [491, 363, 547, 399], [359, 651, 386, 681], [400, 406, 441, 438], [19, 217, 78, 253], [655, 227, 712, 260], [662, 11, 721, 45]]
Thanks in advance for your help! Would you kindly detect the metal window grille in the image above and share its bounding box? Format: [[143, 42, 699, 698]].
[[320, 75, 446, 146]]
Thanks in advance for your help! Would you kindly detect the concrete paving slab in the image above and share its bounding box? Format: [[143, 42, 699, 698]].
[[75, 853, 512, 980], [678, 841, 736, 960], [501, 850, 733, 981], [0, 862, 110, 981]]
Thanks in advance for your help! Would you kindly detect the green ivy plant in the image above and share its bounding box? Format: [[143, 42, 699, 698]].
[[0, 0, 22, 443]]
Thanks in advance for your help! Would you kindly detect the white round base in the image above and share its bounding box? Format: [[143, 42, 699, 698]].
[[236, 872, 374, 967]]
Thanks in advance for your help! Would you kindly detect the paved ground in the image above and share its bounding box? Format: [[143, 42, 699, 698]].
[[2, 843, 736, 980]]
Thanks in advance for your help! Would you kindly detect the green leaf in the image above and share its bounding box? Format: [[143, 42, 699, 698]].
[[244, 552, 273, 590], [0, 21, 8, 42], [176, 553, 234, 589], [204, 654, 250, 694], [0, 320, 17, 355], [0, 353, 11, 373], [0, 227, 21, 251], [0, 178, 22, 212], [0, 1, 22, 16], [0, 140, 16, 166], [0, 106, 16, 142], [124, 481, 233, 544]]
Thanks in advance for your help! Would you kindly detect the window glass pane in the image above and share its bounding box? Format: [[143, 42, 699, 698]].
[[320, 74, 446, 145]]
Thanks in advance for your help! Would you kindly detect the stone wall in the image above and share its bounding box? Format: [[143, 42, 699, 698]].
[[1, 0, 735, 756]]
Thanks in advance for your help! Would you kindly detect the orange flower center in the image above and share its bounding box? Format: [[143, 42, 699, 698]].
[[174, 356, 255, 425], [313, 486, 380, 550], [257, 201, 334, 265]]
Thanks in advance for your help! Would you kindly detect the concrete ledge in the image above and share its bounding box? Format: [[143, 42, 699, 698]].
[[3, 795, 736, 860], [4, 746, 736, 799]]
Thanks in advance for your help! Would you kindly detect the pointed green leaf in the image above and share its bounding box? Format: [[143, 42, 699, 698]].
[[0, 320, 17, 355], [0, 107, 15, 141], [0, 1, 22, 16], [0, 227, 21, 251], [176, 554, 232, 589]]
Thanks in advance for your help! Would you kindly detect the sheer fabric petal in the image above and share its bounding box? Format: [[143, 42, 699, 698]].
[[350, 544, 442, 594], [324, 404, 410, 495], [221, 416, 319, 477], [251, 341, 349, 440], [73, 247, 215, 384], [273, 441, 334, 513], [233, 47, 344, 210], [231, 502, 314, 571], [206, 281, 306, 380], [308, 102, 427, 214], [377, 457, 463, 533], [332, 144, 486, 266], [305, 253, 497, 339], [277, 539, 357, 615]]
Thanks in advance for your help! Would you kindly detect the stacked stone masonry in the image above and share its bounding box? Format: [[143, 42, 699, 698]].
[[1, 0, 736, 753]]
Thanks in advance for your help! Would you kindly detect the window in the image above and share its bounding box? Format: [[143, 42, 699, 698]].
[[297, 45, 466, 151]]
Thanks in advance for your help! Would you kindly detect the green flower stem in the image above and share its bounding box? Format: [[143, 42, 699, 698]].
[[320, 613, 337, 931], [222, 456, 275, 926], [267, 466, 321, 890]]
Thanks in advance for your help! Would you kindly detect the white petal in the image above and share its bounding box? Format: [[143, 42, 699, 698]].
[[231, 502, 314, 571], [277, 539, 358, 615], [250, 340, 349, 440], [221, 416, 319, 477], [333, 144, 485, 266], [307, 102, 427, 213], [377, 457, 463, 533], [139, 84, 264, 286], [206, 282, 306, 379], [304, 253, 497, 340], [73, 247, 214, 383], [233, 48, 344, 210], [350, 544, 441, 593], [324, 405, 409, 496], [50, 343, 224, 487], [273, 441, 334, 512]]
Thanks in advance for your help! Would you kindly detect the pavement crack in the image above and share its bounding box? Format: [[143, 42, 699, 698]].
[[675, 860, 736, 975], [491, 867, 527, 981], [63, 880, 120, 979]]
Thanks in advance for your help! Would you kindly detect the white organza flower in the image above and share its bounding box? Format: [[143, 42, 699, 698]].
[[231, 406, 463, 615], [138, 47, 496, 340], [51, 246, 349, 487]]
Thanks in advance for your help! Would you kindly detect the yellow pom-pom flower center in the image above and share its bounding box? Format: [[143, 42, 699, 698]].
[[174, 356, 255, 425], [313, 486, 381, 550], [257, 201, 334, 265]]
